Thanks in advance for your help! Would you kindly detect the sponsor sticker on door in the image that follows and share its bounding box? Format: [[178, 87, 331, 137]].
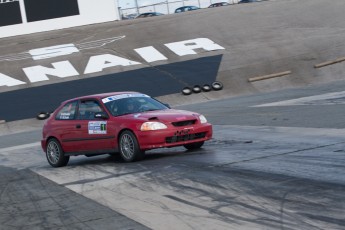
[[88, 121, 107, 134]]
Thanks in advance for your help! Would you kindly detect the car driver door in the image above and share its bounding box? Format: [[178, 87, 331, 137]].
[[74, 99, 114, 153]]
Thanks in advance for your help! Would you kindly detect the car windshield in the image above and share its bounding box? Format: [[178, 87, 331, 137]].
[[102, 94, 169, 116]]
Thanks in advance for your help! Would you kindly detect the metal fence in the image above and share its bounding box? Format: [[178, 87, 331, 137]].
[[119, 0, 239, 19]]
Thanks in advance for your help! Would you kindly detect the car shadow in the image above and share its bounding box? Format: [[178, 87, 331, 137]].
[[63, 147, 210, 167]]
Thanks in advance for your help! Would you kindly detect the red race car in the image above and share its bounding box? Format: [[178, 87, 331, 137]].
[[41, 92, 213, 167]]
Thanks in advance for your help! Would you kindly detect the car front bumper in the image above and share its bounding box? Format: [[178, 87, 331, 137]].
[[136, 124, 213, 150]]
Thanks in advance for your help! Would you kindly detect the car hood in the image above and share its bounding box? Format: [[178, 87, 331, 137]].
[[131, 109, 200, 122]]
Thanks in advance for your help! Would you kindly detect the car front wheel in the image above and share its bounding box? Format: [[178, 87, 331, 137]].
[[184, 141, 204, 150], [46, 138, 70, 167], [119, 131, 144, 162]]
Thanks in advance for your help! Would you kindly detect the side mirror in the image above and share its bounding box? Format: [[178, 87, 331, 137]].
[[94, 112, 109, 119]]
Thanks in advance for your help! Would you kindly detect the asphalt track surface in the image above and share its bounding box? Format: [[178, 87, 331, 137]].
[[1, 81, 345, 230]]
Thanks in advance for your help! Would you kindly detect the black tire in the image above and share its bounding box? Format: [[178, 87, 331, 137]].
[[182, 87, 192, 95], [202, 84, 211, 92], [37, 112, 50, 120], [192, 85, 202, 93], [211, 81, 224, 91], [119, 130, 144, 162], [184, 141, 204, 150], [46, 138, 69, 167]]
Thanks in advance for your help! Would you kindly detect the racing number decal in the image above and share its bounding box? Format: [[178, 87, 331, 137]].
[[88, 121, 107, 134]]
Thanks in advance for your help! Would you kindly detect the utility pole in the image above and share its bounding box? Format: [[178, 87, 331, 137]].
[[134, 0, 139, 15], [166, 0, 170, 14]]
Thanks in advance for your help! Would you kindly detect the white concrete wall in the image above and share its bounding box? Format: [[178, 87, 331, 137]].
[[0, 0, 119, 38]]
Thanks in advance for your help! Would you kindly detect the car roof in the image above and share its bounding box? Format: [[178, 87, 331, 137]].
[[62, 91, 141, 103], [177, 6, 197, 9], [139, 12, 155, 15]]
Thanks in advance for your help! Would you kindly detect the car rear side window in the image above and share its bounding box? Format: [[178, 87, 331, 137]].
[[77, 100, 103, 120], [55, 101, 77, 120]]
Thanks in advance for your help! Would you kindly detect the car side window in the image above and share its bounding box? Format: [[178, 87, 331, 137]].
[[55, 101, 77, 120], [77, 100, 103, 120]]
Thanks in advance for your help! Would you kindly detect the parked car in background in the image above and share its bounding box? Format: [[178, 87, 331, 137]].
[[208, 2, 230, 7], [239, 0, 262, 3], [41, 92, 213, 167], [122, 13, 138, 20], [175, 6, 200, 13], [136, 12, 164, 18]]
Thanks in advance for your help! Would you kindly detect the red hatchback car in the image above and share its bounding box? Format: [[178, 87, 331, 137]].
[[41, 92, 213, 167]]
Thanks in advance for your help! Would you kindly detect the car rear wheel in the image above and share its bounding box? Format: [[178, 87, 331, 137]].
[[119, 131, 144, 162], [46, 138, 69, 167], [184, 141, 204, 150]]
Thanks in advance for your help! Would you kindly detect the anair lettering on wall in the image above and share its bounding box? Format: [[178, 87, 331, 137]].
[[0, 37, 225, 87]]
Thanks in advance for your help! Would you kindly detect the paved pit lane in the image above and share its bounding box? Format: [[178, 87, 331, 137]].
[[1, 82, 345, 230], [1, 125, 344, 229]]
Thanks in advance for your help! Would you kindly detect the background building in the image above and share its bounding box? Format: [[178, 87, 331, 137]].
[[0, 0, 120, 38], [118, 0, 239, 17]]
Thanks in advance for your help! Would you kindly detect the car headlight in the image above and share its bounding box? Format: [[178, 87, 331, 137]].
[[199, 114, 207, 124], [141, 122, 168, 131]]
